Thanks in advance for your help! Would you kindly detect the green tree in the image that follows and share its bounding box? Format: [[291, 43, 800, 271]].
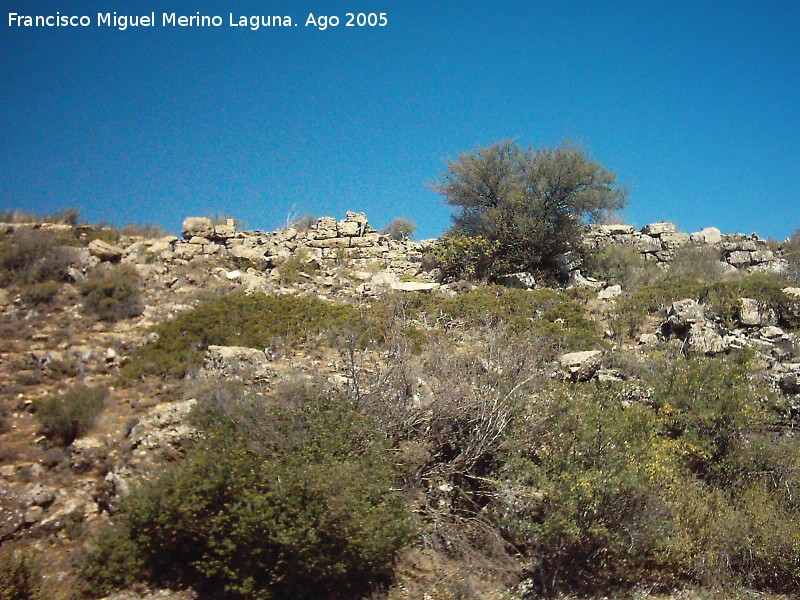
[[433, 140, 627, 277], [381, 218, 417, 241]]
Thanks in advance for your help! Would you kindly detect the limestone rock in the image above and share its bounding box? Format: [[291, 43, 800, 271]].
[[203, 345, 275, 381], [641, 222, 677, 236], [88, 239, 124, 262], [597, 285, 622, 300], [687, 324, 729, 355], [21, 482, 56, 507], [690, 227, 722, 244], [635, 235, 662, 253], [70, 436, 108, 473], [666, 299, 705, 331], [496, 272, 536, 290], [738, 298, 777, 327], [559, 350, 603, 382], [182, 217, 214, 240], [0, 483, 24, 539], [727, 250, 752, 267], [128, 400, 197, 458], [392, 281, 440, 292], [212, 219, 236, 240], [597, 224, 635, 235], [568, 270, 603, 289]]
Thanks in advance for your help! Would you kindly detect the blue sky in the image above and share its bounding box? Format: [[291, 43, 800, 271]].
[[1, 1, 798, 239]]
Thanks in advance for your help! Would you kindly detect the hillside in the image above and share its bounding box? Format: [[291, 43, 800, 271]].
[[1, 212, 799, 599]]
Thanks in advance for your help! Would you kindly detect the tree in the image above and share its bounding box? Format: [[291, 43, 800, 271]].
[[433, 140, 627, 276], [381, 218, 416, 241]]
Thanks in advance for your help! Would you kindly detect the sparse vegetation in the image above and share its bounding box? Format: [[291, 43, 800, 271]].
[[0, 550, 42, 600], [79, 266, 143, 322], [122, 292, 388, 380], [36, 384, 107, 447], [0, 229, 76, 286]]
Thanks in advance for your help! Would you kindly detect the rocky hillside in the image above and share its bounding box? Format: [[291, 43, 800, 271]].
[[1, 213, 799, 599]]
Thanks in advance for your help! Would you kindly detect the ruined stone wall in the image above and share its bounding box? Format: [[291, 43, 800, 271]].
[[584, 222, 786, 273]]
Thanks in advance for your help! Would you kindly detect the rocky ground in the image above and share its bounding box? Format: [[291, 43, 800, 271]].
[[1, 213, 798, 599]]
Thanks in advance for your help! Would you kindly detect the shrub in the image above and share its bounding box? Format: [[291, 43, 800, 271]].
[[0, 229, 76, 286], [80, 379, 413, 599], [782, 228, 800, 283], [669, 245, 729, 282], [292, 214, 317, 231], [122, 293, 388, 380], [610, 272, 799, 338], [583, 243, 662, 290], [381, 218, 416, 241], [275, 248, 319, 284], [493, 354, 797, 595], [79, 266, 143, 322], [433, 140, 627, 277], [404, 286, 601, 353], [0, 550, 42, 600], [19, 281, 61, 307], [427, 232, 500, 282], [36, 384, 106, 446]]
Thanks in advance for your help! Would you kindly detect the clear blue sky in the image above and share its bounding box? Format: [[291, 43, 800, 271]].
[[2, 1, 798, 239]]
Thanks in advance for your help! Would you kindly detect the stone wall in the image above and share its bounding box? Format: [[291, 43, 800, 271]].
[[584, 222, 787, 273], [173, 211, 430, 277]]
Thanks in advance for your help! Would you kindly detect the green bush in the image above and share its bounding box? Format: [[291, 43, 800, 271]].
[[583, 243, 662, 290], [275, 248, 319, 284], [782, 228, 800, 284], [19, 281, 62, 307], [404, 286, 601, 353], [381, 218, 416, 241], [427, 232, 500, 282], [80, 380, 413, 599], [292, 214, 317, 231], [669, 244, 728, 282], [0, 229, 76, 286], [122, 293, 388, 380], [36, 384, 106, 446], [79, 266, 143, 322], [433, 140, 627, 277], [610, 273, 799, 338], [0, 550, 42, 600], [491, 354, 799, 595]]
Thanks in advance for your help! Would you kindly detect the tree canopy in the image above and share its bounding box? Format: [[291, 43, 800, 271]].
[[434, 140, 627, 276]]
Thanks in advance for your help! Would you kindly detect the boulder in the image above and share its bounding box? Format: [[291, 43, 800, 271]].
[[203, 345, 275, 381], [568, 270, 603, 289], [690, 227, 723, 245], [659, 231, 690, 249], [597, 285, 622, 300], [212, 219, 236, 240], [727, 251, 752, 267], [337, 220, 364, 237], [738, 298, 778, 327], [687, 324, 729, 355], [596, 224, 636, 235], [635, 234, 662, 253], [666, 299, 705, 330], [641, 222, 677, 236], [182, 217, 214, 240], [0, 483, 24, 539], [559, 350, 603, 382], [496, 272, 536, 290], [88, 239, 124, 262], [392, 281, 440, 292]]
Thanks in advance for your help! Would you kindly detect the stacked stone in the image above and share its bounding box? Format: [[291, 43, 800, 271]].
[[585, 222, 784, 272]]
